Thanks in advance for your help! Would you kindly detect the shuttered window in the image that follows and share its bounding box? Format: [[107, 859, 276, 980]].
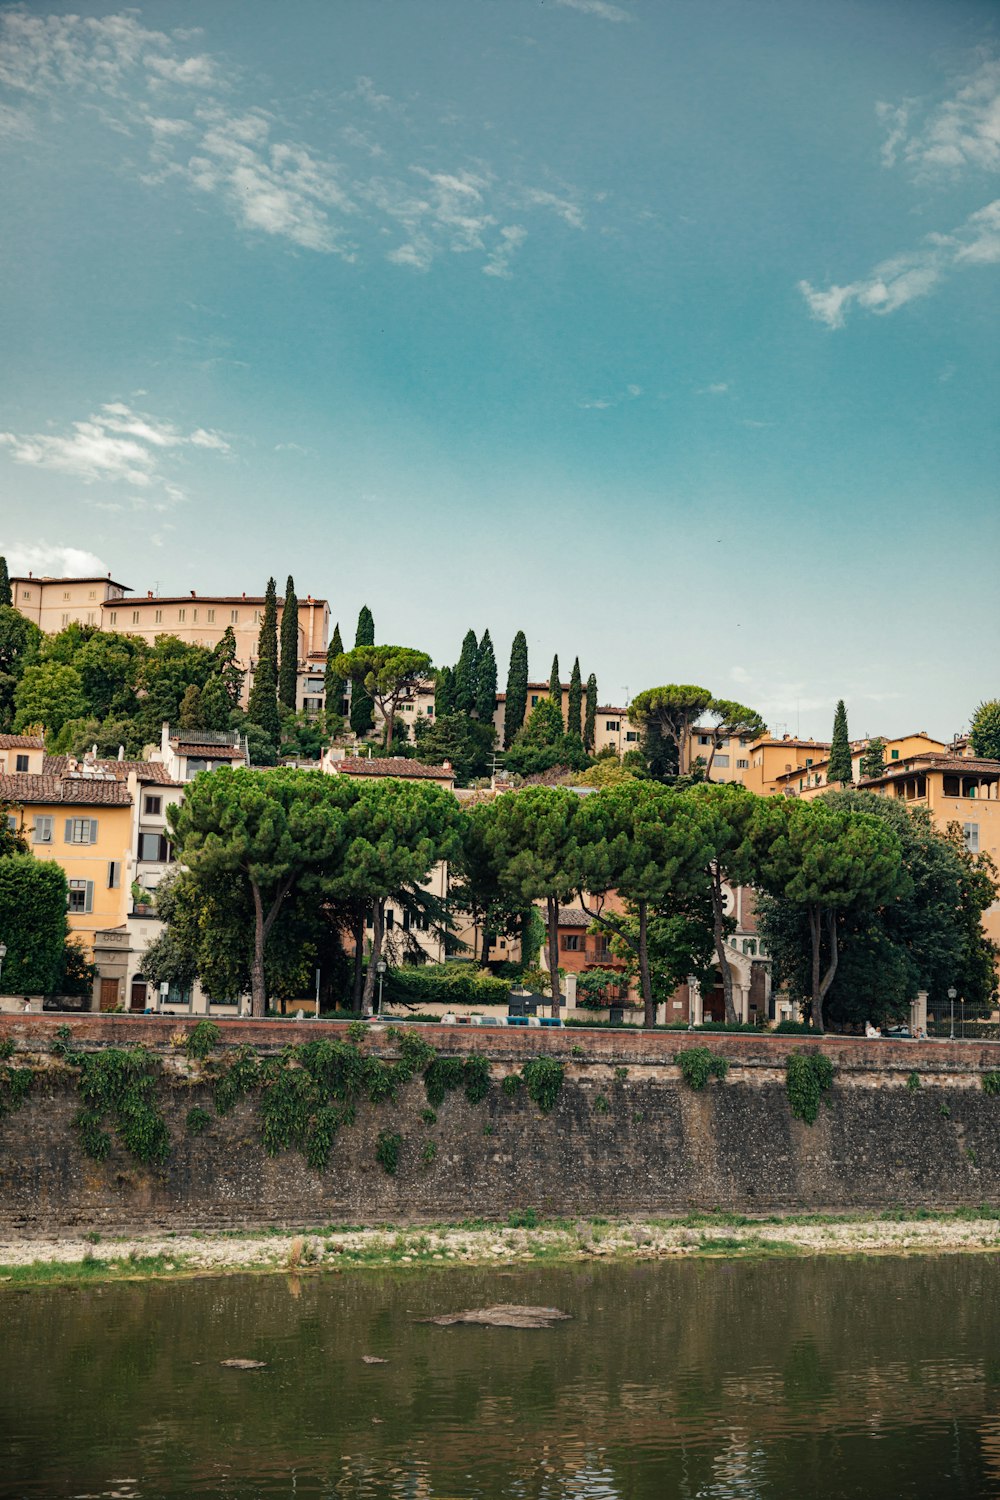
[[32, 815, 53, 844], [68, 879, 94, 914], [65, 818, 99, 844], [108, 861, 121, 889]]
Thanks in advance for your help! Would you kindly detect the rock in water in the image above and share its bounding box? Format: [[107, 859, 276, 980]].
[[220, 1358, 267, 1370], [361, 1355, 389, 1364], [421, 1305, 571, 1329]]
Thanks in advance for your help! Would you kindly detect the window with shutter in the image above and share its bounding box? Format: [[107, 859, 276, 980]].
[[33, 816, 53, 844], [85, 881, 94, 913], [88, 819, 99, 843], [108, 861, 120, 889]]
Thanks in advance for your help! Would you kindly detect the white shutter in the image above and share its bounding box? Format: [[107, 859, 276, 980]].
[[88, 819, 99, 843], [64, 818, 74, 842], [84, 881, 94, 914]]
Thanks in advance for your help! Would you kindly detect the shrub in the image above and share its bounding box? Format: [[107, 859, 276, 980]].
[[906, 1071, 921, 1091], [521, 1057, 564, 1114], [676, 1048, 728, 1090], [501, 1073, 523, 1099], [375, 1130, 403, 1176], [508, 1208, 538, 1229], [186, 1105, 211, 1135], [383, 963, 510, 1011], [420, 1139, 437, 1166], [786, 1052, 834, 1125], [981, 1072, 1000, 1096], [185, 1020, 220, 1061]]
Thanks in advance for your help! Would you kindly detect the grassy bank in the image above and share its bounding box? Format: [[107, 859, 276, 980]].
[[4, 1207, 1000, 1288]]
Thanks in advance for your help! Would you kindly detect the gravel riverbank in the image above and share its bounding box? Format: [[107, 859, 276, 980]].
[[3, 1213, 1000, 1284]]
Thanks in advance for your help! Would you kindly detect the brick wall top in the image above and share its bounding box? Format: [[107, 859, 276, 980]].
[[3, 1013, 999, 1076]]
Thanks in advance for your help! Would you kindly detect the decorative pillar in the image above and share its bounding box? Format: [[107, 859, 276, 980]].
[[688, 975, 703, 1026], [911, 989, 928, 1036]]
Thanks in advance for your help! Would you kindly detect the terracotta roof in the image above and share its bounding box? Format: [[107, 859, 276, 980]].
[[105, 594, 327, 607], [0, 735, 45, 751], [0, 773, 132, 806], [170, 743, 246, 760], [557, 907, 591, 928], [42, 756, 177, 785], [334, 756, 455, 781], [865, 754, 1000, 782], [12, 575, 130, 589]]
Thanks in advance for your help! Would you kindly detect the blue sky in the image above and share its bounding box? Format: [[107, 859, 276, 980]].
[[1, 0, 997, 739]]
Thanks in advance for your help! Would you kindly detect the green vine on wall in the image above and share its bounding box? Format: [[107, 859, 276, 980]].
[[786, 1052, 834, 1125], [74, 1047, 171, 1166], [981, 1072, 1000, 1096], [0, 1039, 34, 1123], [676, 1048, 729, 1090], [521, 1057, 565, 1114]]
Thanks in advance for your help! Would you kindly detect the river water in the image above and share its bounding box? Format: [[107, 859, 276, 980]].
[[3, 1254, 1000, 1498]]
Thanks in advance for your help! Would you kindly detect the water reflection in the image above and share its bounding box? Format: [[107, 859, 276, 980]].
[[2, 1255, 999, 1497]]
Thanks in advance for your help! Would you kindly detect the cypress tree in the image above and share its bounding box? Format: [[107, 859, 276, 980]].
[[549, 655, 561, 721], [454, 629, 479, 716], [278, 574, 298, 710], [584, 672, 598, 751], [212, 626, 244, 708], [504, 631, 529, 748], [199, 672, 231, 731], [859, 736, 886, 781], [246, 577, 280, 744], [435, 666, 457, 717], [0, 556, 10, 607], [828, 699, 853, 784], [349, 605, 375, 737], [324, 623, 345, 718], [567, 657, 583, 740], [475, 629, 497, 723], [179, 683, 203, 730]]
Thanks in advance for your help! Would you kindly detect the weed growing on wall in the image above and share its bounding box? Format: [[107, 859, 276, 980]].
[[786, 1053, 834, 1125], [186, 1106, 211, 1135], [376, 1130, 403, 1175], [185, 1021, 221, 1061], [521, 1057, 564, 1114], [981, 1072, 1000, 1096], [74, 1047, 170, 1165], [501, 1073, 523, 1099], [676, 1048, 729, 1090], [907, 1072, 921, 1091], [0, 1053, 34, 1122]]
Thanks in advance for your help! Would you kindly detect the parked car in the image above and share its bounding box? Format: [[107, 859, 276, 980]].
[[884, 1025, 913, 1040]]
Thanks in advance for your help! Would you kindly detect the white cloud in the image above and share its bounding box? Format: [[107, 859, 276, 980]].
[[553, 0, 633, 21], [698, 382, 729, 396], [799, 199, 1000, 328], [0, 402, 230, 489], [880, 54, 1000, 178], [5, 542, 110, 578], [0, 9, 588, 278]]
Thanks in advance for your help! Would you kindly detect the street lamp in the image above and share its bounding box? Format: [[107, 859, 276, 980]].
[[376, 959, 387, 1016], [0, 941, 6, 993], [948, 985, 957, 1041]]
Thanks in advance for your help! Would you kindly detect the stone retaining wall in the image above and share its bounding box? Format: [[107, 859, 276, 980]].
[[2, 1016, 999, 1233]]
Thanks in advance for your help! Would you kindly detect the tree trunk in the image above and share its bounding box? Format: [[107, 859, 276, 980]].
[[361, 898, 384, 1013], [479, 913, 492, 967], [250, 880, 267, 1019], [351, 907, 365, 1012], [384, 709, 394, 749], [710, 865, 739, 1026], [808, 904, 827, 1032], [637, 898, 655, 1028], [546, 895, 562, 1016], [814, 906, 839, 1034]]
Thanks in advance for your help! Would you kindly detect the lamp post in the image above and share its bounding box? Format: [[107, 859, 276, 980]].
[[376, 959, 386, 1016], [0, 941, 6, 995], [948, 985, 957, 1041]]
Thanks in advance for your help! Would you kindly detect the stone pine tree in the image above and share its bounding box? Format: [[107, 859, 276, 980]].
[[349, 605, 375, 737], [246, 577, 280, 745], [475, 628, 497, 723], [278, 575, 298, 711], [324, 623, 345, 720], [584, 673, 598, 751], [567, 658, 583, 740], [859, 736, 886, 781], [0, 556, 10, 607], [454, 629, 479, 716], [549, 655, 561, 718], [828, 699, 853, 784], [504, 631, 529, 748]]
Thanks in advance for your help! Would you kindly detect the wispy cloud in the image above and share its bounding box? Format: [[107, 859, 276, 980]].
[[0, 402, 229, 490], [697, 382, 729, 396], [0, 9, 588, 277], [804, 52, 1000, 328], [577, 382, 644, 410], [5, 542, 110, 578], [799, 198, 1000, 328], [553, 0, 634, 22]]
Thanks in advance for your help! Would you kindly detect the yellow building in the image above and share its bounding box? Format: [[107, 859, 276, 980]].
[[772, 731, 950, 798], [741, 735, 832, 796]]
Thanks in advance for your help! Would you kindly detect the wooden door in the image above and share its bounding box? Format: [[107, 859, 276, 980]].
[[130, 980, 147, 1013], [99, 977, 119, 1012]]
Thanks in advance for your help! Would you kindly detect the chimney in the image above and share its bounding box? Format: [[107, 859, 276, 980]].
[[147, 590, 153, 598], [190, 590, 196, 598]]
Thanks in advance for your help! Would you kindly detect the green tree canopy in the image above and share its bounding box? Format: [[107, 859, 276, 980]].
[[548, 654, 561, 709], [504, 631, 529, 748], [435, 665, 456, 717], [688, 782, 760, 1024], [246, 577, 280, 747], [0, 855, 69, 994], [454, 629, 479, 716], [479, 785, 581, 1013], [475, 629, 497, 723], [567, 658, 583, 741], [349, 605, 376, 737], [279, 574, 299, 711], [413, 711, 494, 785], [970, 701, 1000, 762], [334, 646, 433, 750], [698, 698, 767, 779], [0, 556, 10, 608], [629, 684, 714, 777], [505, 696, 590, 778], [584, 672, 597, 752], [752, 797, 902, 1031], [13, 662, 88, 737], [323, 622, 345, 726], [827, 699, 853, 784], [859, 737, 886, 781], [211, 625, 244, 709], [0, 604, 42, 730]]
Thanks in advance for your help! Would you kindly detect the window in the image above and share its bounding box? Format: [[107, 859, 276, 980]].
[[594, 936, 611, 959], [698, 734, 710, 746], [401, 909, 411, 932], [61, 613, 69, 627], [530, 695, 539, 707], [385, 909, 394, 929], [186, 758, 209, 777], [402, 703, 414, 712], [32, 815, 53, 844], [253, 610, 261, 625], [426, 706, 434, 715], [192, 609, 198, 623], [891, 749, 899, 760], [207, 609, 215, 623], [625, 731, 639, 742], [15, 754, 29, 773], [737, 758, 749, 769], [88, 590, 96, 601], [560, 933, 582, 951], [805, 757, 813, 767], [62, 591, 70, 601], [132, 610, 139, 625], [68, 879, 93, 914], [715, 754, 730, 768], [107, 861, 121, 889], [307, 678, 324, 692], [109, 611, 118, 625], [605, 720, 620, 732], [86, 612, 95, 625], [144, 795, 162, 816], [5, 814, 17, 834], [65, 817, 98, 844], [964, 823, 980, 853], [231, 609, 239, 624], [178, 608, 186, 623], [138, 832, 169, 862]]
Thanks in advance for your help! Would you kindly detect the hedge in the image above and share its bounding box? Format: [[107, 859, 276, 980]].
[[0, 856, 70, 994], [382, 963, 511, 1010]]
